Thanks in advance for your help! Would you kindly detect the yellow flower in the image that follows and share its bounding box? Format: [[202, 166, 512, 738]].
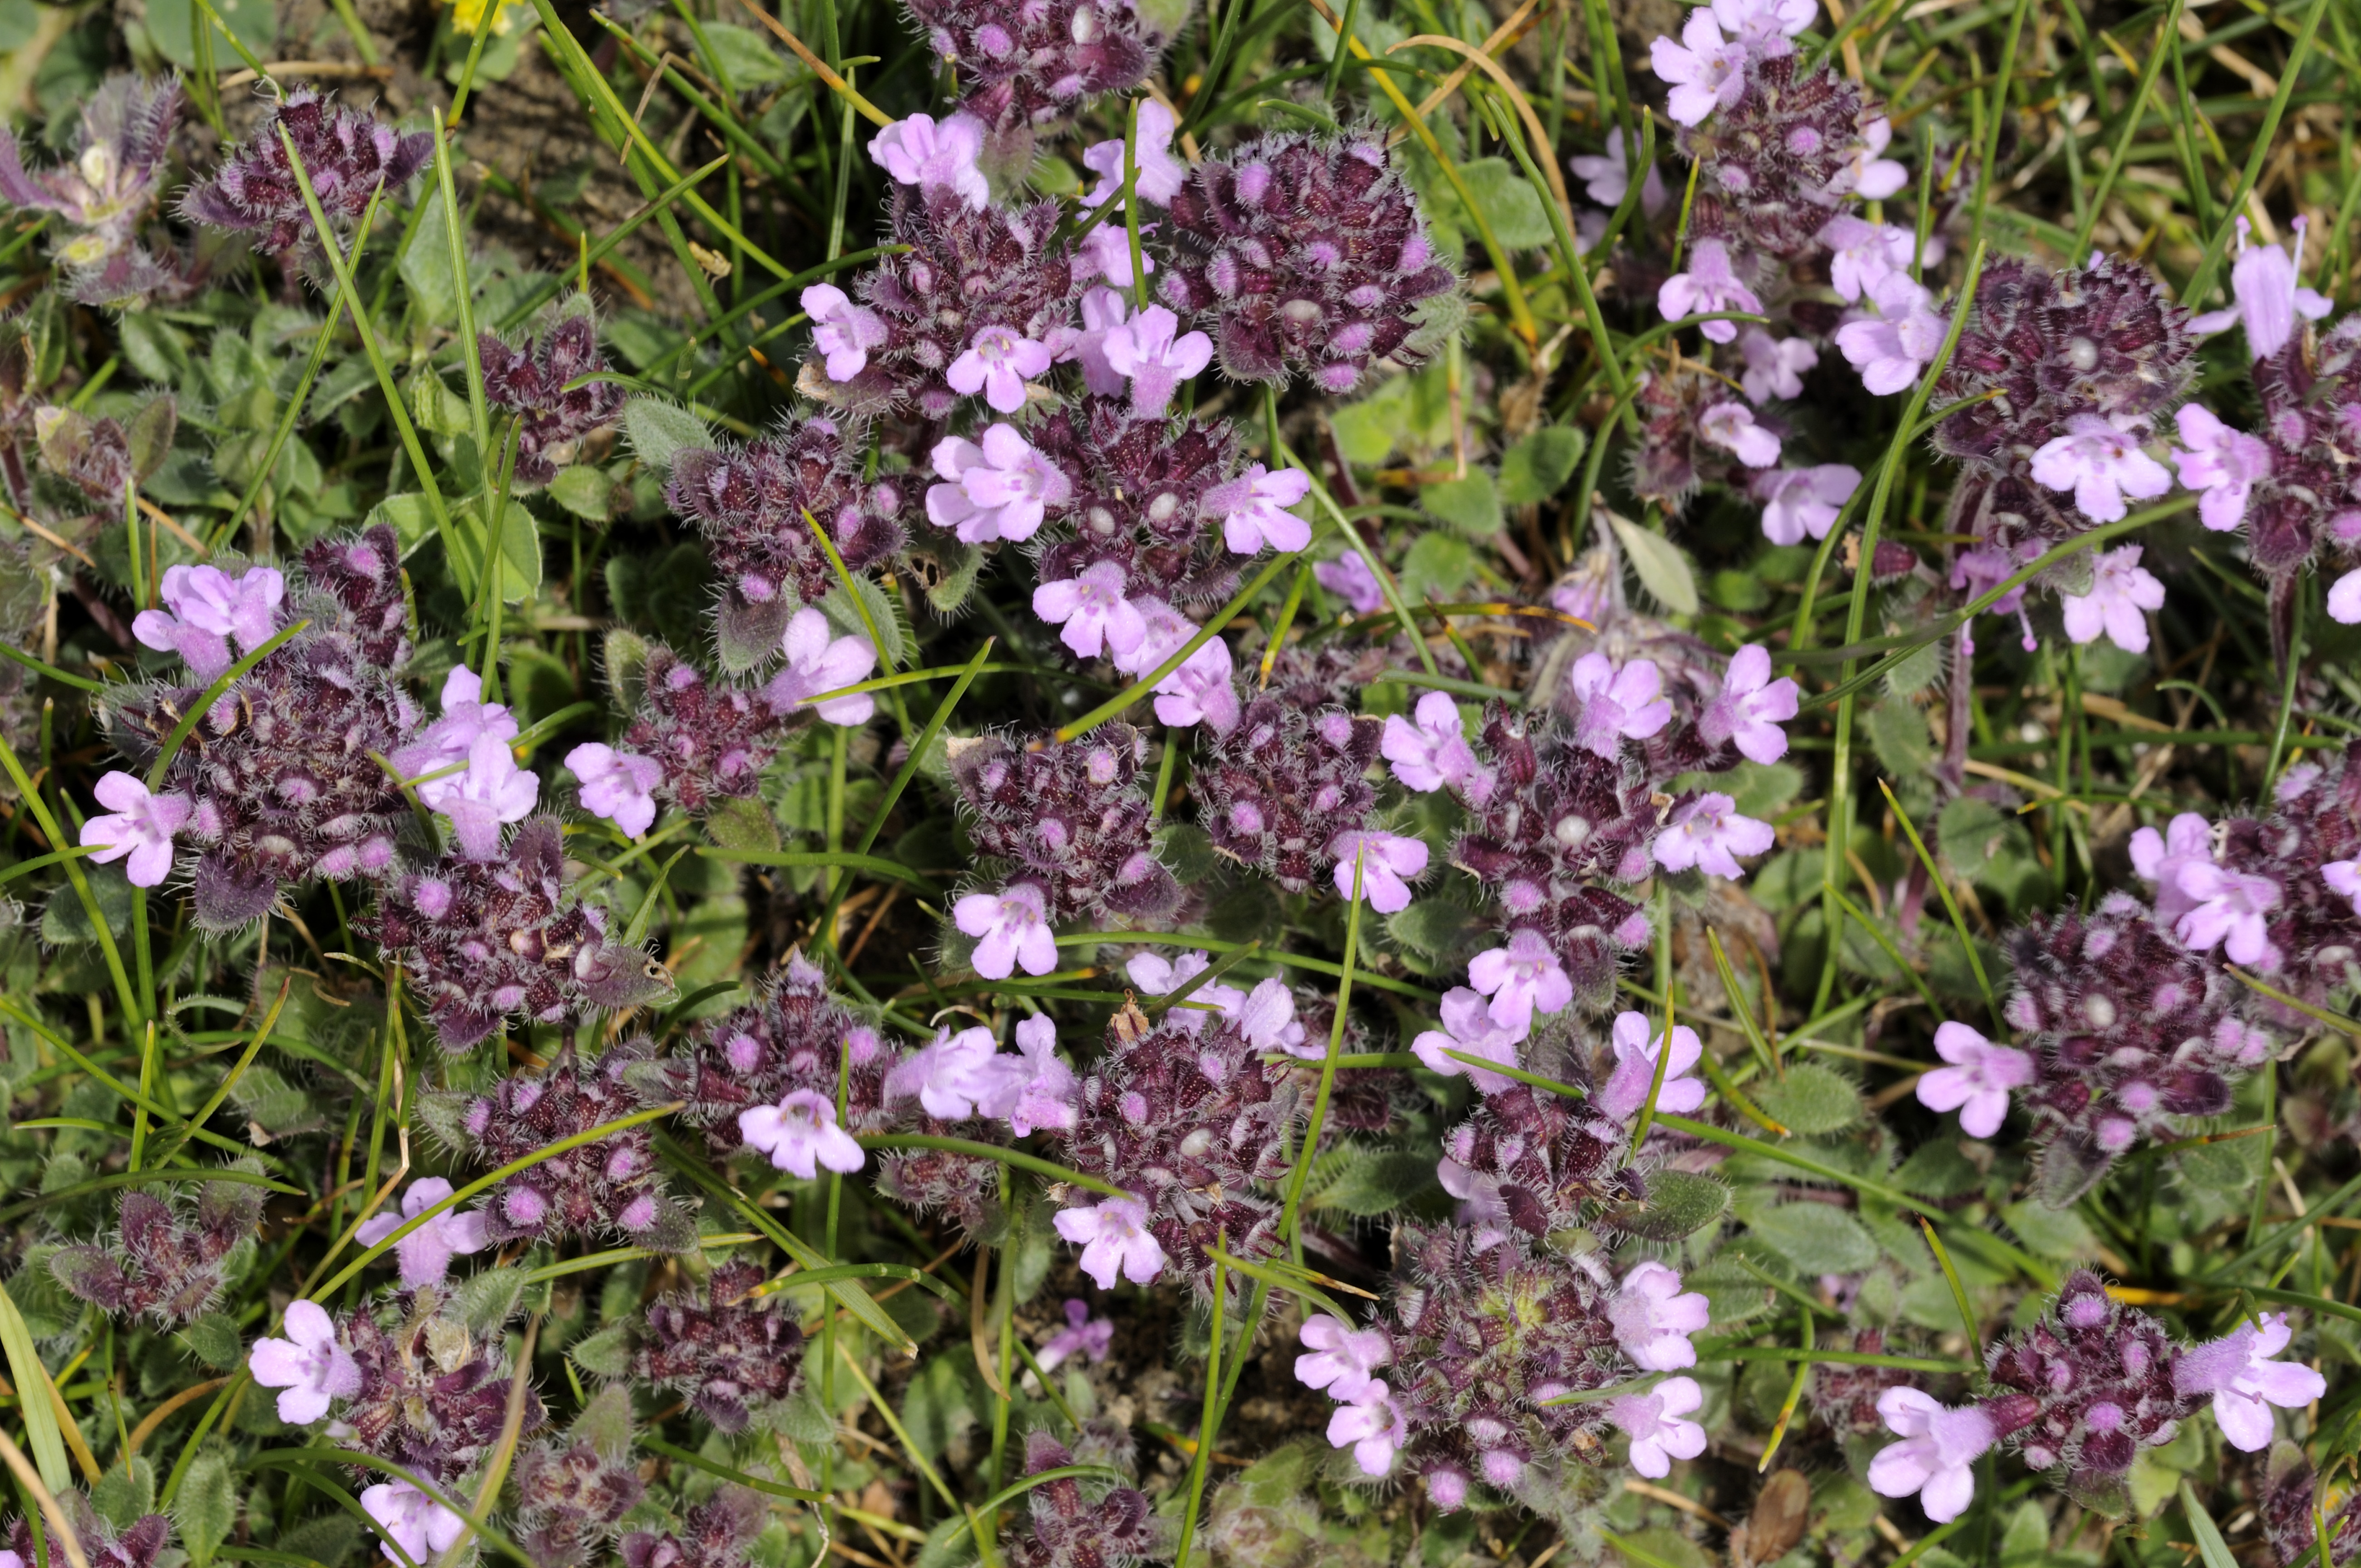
[[451, 0, 525, 37]]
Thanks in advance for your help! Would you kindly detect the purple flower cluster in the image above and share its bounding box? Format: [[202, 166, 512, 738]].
[[372, 818, 671, 1050], [101, 528, 419, 925], [338, 1301, 548, 1486], [631, 1260, 807, 1431], [479, 314, 628, 485], [1005, 1429, 1165, 1568], [2, 1499, 172, 1568], [901, 0, 1165, 138], [1869, 1271, 2322, 1521], [180, 88, 433, 256], [49, 1178, 267, 1325], [0, 75, 186, 306], [455, 1043, 692, 1249], [1159, 129, 1457, 393], [1195, 694, 1391, 899], [619, 1489, 767, 1568], [512, 1429, 646, 1568], [666, 416, 908, 663]]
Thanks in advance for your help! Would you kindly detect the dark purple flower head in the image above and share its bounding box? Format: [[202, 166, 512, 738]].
[[513, 1417, 645, 1568], [1195, 695, 1381, 893], [1380, 1224, 1627, 1498], [632, 1259, 808, 1432], [948, 725, 1177, 924], [343, 1303, 548, 1486], [1679, 56, 1887, 261], [2215, 741, 2361, 1007], [479, 315, 628, 485], [2262, 1449, 2361, 1568], [1052, 998, 1309, 1297], [1007, 1429, 1166, 1568], [2238, 312, 2361, 582], [1980, 1269, 2191, 1504], [621, 646, 792, 814], [180, 88, 433, 255], [1933, 254, 2193, 477], [0, 75, 179, 261], [667, 416, 907, 665], [373, 820, 672, 1051], [49, 1174, 267, 1325], [642, 949, 893, 1157], [456, 1041, 692, 1248], [1630, 360, 1759, 508], [110, 526, 418, 927], [620, 1489, 766, 1568], [1028, 399, 1249, 610], [825, 188, 1074, 419], [5, 1498, 171, 1568], [1161, 129, 1457, 393], [903, 0, 1163, 133], [1436, 1082, 1637, 1241]]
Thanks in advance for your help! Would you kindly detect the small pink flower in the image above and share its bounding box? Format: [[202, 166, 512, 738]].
[[1062, 286, 1132, 396], [1569, 128, 1667, 215], [1657, 238, 1761, 344], [2326, 859, 2361, 915], [1329, 828, 1429, 914], [1297, 1314, 1392, 1405], [1037, 1299, 1114, 1371], [1325, 1386, 1408, 1476], [1034, 559, 1149, 661], [1915, 1022, 2034, 1139], [1739, 328, 1816, 403], [1235, 976, 1310, 1057], [566, 743, 662, 838], [1080, 99, 1186, 208], [2188, 216, 2332, 360], [1568, 653, 1672, 757], [79, 770, 189, 888], [1606, 1376, 1709, 1478], [954, 881, 1059, 979], [1753, 463, 1861, 545], [1868, 1390, 1995, 1523], [885, 1025, 1002, 1119], [1827, 116, 1907, 199], [801, 283, 887, 381], [1382, 690, 1494, 803], [1054, 1197, 1167, 1288], [741, 1089, 866, 1178], [247, 1300, 361, 1424], [2030, 413, 2172, 523], [1610, 1262, 1710, 1371], [1143, 623, 1240, 733], [975, 1015, 1078, 1136], [2060, 546, 2165, 654], [353, 1178, 489, 1291], [1315, 550, 1385, 614], [2174, 861, 2281, 968], [1816, 214, 1916, 303], [1699, 401, 1781, 467], [362, 1480, 467, 1566], [1651, 12, 1750, 126], [1467, 929, 1572, 1033], [1701, 644, 1800, 764], [2170, 404, 2272, 532], [1101, 305, 1213, 417], [1836, 271, 1948, 395], [1652, 792, 1774, 878], [2172, 1312, 2327, 1451], [948, 325, 1055, 414], [1711, 0, 1818, 47], [1596, 1011, 1707, 1122], [2129, 811, 2214, 927], [762, 606, 878, 725], [132, 562, 285, 680], [2333, 569, 2361, 626], [867, 112, 988, 208], [1125, 949, 1245, 1035], [927, 424, 1071, 543], [1412, 986, 1526, 1094], [1206, 462, 1312, 554], [391, 666, 519, 785], [429, 730, 538, 860], [1075, 221, 1156, 288]]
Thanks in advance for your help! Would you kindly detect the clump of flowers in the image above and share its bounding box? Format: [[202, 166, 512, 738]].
[[1160, 129, 1458, 393], [50, 1175, 267, 1325], [479, 313, 628, 485], [1005, 1428, 1166, 1568], [1195, 695, 1388, 897], [900, 0, 1166, 141], [631, 1260, 807, 1432], [619, 1489, 768, 1568], [0, 75, 184, 305], [373, 818, 671, 1050], [339, 1300, 548, 1486], [0, 1498, 173, 1568], [179, 88, 433, 257], [453, 1042, 694, 1248]]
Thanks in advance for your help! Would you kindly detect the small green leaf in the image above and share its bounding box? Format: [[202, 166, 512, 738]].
[[1399, 532, 1475, 603], [173, 1445, 236, 1568], [1452, 158, 1554, 250], [401, 196, 460, 326], [178, 1311, 244, 1370], [1609, 1170, 1731, 1241], [92, 1455, 155, 1529], [1753, 1063, 1862, 1136], [364, 492, 439, 557], [548, 465, 620, 520], [1423, 470, 1502, 537], [1315, 1150, 1443, 1216], [622, 396, 714, 472], [1387, 898, 1489, 965], [698, 21, 793, 85], [1749, 1202, 1878, 1275], [1608, 513, 1699, 615], [704, 795, 782, 854], [1498, 426, 1585, 505]]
